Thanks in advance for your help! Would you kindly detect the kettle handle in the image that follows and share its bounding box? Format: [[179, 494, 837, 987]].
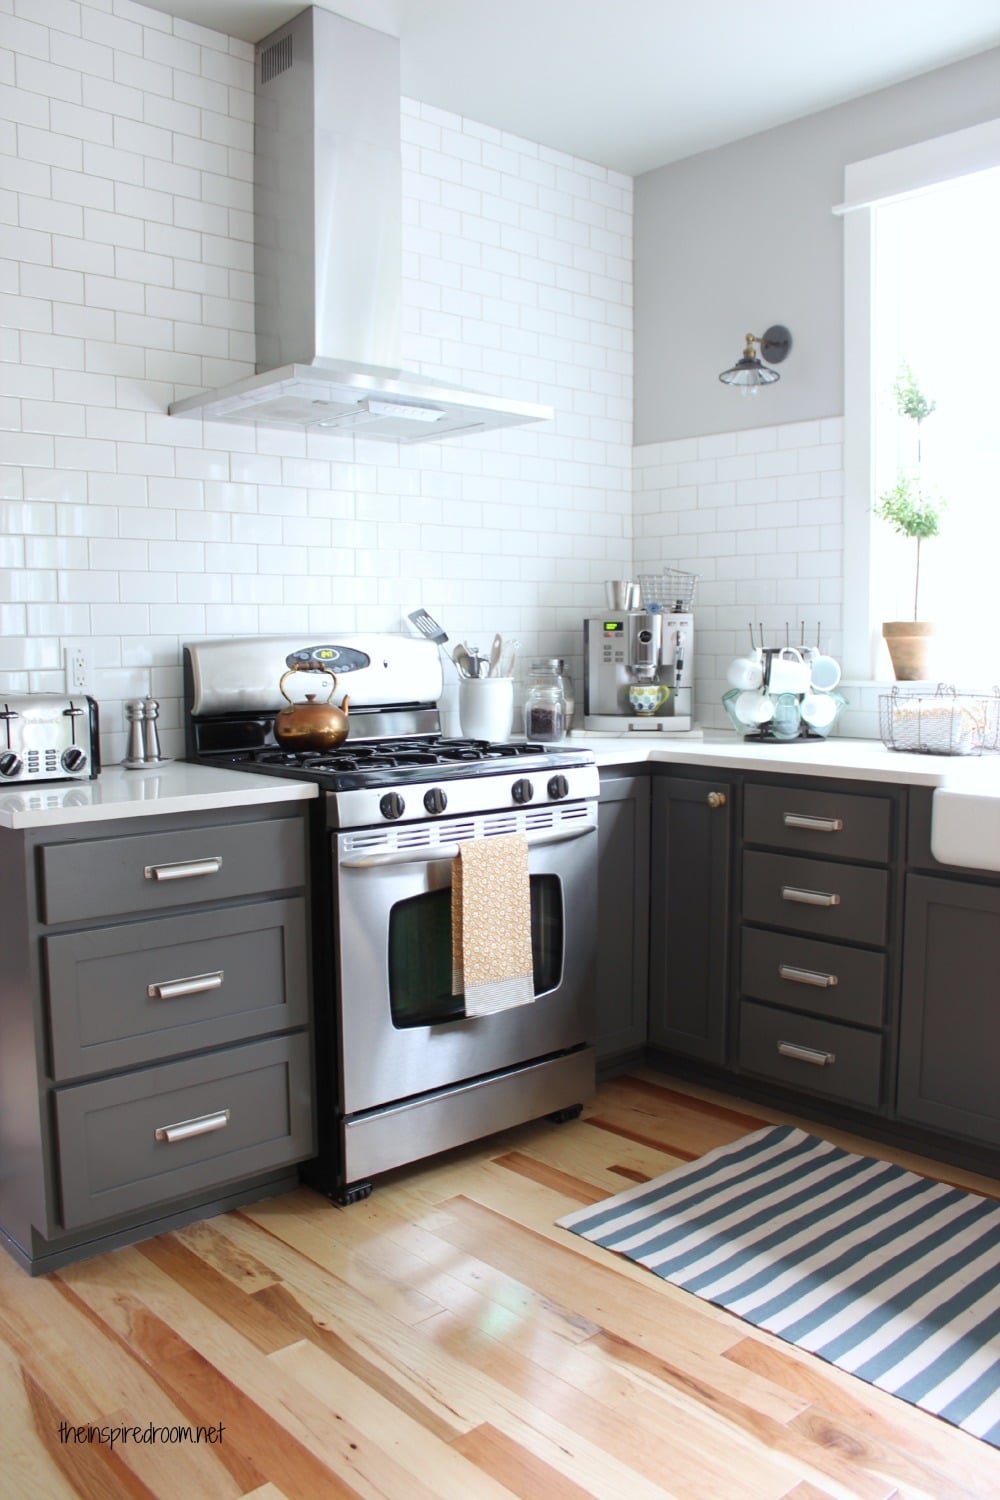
[[279, 663, 337, 706]]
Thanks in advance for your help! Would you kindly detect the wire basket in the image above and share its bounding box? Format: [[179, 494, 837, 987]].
[[879, 685, 1000, 756], [636, 568, 700, 613]]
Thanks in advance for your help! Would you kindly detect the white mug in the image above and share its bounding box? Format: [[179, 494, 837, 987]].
[[767, 647, 810, 696], [458, 677, 514, 742], [800, 692, 838, 729], [726, 654, 763, 691], [735, 690, 774, 725]]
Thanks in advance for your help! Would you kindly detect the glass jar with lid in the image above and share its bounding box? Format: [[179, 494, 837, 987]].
[[524, 659, 569, 743]]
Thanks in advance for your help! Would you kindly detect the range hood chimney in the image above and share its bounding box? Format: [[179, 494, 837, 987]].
[[168, 7, 553, 443]]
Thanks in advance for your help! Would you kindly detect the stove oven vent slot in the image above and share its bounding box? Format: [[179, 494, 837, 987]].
[[445, 820, 476, 843], [343, 830, 393, 852], [396, 827, 432, 848], [483, 813, 519, 839], [525, 808, 558, 832]]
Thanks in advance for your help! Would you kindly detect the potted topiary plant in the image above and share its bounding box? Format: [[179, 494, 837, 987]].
[[875, 366, 943, 680]]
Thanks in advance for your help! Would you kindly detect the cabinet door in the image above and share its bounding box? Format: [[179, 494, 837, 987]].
[[649, 776, 732, 1063], [897, 874, 1000, 1147], [595, 776, 650, 1063]]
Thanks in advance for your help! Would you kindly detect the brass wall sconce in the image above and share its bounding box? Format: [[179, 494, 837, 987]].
[[719, 325, 792, 394]]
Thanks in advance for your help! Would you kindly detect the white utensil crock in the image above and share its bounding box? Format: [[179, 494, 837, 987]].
[[458, 677, 514, 742]]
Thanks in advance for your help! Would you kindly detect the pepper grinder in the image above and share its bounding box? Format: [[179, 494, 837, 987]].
[[143, 697, 162, 762], [123, 700, 147, 767]]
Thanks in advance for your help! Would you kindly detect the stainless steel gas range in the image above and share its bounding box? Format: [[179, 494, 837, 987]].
[[183, 633, 599, 1204]]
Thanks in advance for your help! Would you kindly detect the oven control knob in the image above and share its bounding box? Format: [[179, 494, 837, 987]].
[[547, 774, 569, 800], [0, 751, 22, 779], [61, 747, 87, 774], [380, 791, 405, 820], [511, 777, 534, 805], [423, 787, 447, 815]]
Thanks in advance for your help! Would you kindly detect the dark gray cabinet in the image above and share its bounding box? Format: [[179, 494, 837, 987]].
[[736, 779, 896, 1110], [0, 802, 315, 1274], [595, 774, 650, 1065], [897, 874, 1000, 1147], [648, 773, 733, 1064]]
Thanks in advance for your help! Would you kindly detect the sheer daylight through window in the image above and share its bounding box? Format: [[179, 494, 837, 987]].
[[871, 167, 1000, 682]]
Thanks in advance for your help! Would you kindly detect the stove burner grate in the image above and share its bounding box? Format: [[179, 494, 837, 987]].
[[244, 737, 543, 775]]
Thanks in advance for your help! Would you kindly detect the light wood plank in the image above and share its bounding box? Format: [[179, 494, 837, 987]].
[[1, 1075, 999, 1500]]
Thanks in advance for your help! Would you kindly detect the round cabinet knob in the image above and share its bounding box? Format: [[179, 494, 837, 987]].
[[511, 777, 534, 805], [61, 746, 87, 773], [547, 774, 569, 800], [0, 751, 22, 778], [423, 786, 447, 815], [379, 791, 405, 821], [707, 790, 727, 809]]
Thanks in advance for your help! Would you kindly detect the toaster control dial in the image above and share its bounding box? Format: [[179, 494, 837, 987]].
[[0, 751, 22, 779], [511, 777, 534, 805], [61, 747, 88, 774], [380, 791, 405, 821]]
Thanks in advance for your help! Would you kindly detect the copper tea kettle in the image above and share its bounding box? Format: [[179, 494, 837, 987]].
[[274, 663, 350, 751]]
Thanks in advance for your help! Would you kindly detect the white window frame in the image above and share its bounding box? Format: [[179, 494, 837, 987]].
[[839, 117, 1000, 680]]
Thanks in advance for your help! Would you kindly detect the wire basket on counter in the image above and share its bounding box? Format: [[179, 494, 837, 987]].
[[879, 685, 1000, 756], [636, 569, 700, 613]]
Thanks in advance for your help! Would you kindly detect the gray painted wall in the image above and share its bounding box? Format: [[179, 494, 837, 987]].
[[634, 47, 1000, 445]]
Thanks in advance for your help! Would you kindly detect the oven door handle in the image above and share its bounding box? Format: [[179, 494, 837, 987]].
[[341, 822, 596, 868]]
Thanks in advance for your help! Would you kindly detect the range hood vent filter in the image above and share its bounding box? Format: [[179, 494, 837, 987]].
[[168, 7, 552, 444]]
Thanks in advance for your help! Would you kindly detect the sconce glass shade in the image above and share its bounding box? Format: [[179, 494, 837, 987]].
[[719, 324, 791, 394], [718, 357, 780, 389]]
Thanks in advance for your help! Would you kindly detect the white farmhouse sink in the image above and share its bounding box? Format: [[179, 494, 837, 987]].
[[931, 785, 1000, 871]]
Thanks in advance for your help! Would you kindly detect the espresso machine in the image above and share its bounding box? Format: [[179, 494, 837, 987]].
[[583, 606, 694, 732]]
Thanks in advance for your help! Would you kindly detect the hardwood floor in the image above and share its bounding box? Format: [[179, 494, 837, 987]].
[[3, 1072, 1000, 1499]]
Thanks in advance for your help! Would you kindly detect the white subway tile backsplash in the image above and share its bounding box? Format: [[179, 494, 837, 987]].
[[4, 4, 855, 753]]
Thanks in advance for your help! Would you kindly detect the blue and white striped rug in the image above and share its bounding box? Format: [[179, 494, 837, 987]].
[[558, 1124, 1000, 1448]]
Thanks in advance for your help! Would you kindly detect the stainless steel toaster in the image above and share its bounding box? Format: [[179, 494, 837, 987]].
[[0, 694, 100, 783]]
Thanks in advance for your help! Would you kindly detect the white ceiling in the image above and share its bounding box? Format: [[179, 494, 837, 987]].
[[140, 0, 1000, 174]]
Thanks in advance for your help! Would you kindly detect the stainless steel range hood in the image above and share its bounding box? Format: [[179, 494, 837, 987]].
[[168, 7, 552, 443]]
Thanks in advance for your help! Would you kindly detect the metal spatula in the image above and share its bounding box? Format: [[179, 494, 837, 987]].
[[407, 609, 448, 644]]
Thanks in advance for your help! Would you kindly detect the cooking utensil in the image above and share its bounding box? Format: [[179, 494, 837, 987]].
[[451, 643, 471, 677], [274, 664, 350, 751], [407, 609, 448, 644], [465, 648, 487, 679], [499, 639, 519, 679], [488, 633, 503, 676]]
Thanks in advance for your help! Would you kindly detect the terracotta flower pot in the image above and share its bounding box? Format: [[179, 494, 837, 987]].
[[883, 621, 935, 681]]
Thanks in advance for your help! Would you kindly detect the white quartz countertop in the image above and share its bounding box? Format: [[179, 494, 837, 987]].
[[568, 730, 1000, 791], [0, 761, 317, 830], [3, 734, 1000, 832]]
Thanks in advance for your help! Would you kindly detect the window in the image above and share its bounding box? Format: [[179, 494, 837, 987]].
[[841, 120, 1000, 682]]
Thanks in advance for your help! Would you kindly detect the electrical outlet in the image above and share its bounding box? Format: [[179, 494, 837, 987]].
[[64, 643, 92, 695]]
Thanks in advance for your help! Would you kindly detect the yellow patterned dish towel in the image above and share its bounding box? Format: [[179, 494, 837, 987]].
[[452, 833, 535, 1016]]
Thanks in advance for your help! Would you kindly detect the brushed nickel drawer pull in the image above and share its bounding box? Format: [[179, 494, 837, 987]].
[[778, 963, 838, 989], [144, 856, 223, 882], [783, 813, 844, 833], [147, 970, 224, 1001], [777, 1041, 836, 1067], [154, 1109, 230, 1144], [781, 885, 841, 908]]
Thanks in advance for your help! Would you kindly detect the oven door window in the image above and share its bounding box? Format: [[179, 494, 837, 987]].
[[388, 874, 563, 1028]]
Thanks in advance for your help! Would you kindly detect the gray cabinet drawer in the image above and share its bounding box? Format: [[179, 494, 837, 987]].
[[739, 1000, 882, 1109], [740, 928, 885, 1027], [54, 1033, 314, 1230], [743, 851, 889, 946], [39, 816, 306, 924], [45, 898, 308, 1080], [744, 782, 891, 864]]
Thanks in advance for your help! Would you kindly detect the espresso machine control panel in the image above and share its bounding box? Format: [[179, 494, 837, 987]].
[[583, 611, 694, 732]]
